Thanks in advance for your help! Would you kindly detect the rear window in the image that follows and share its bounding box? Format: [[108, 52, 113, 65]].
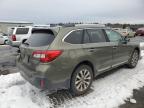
[[27, 30, 55, 47], [9, 28, 14, 36], [16, 28, 29, 34]]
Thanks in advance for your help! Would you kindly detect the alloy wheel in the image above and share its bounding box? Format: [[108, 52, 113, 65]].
[[75, 69, 92, 92], [131, 51, 139, 67]]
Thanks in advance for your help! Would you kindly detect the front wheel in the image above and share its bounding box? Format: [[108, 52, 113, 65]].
[[127, 50, 139, 68], [70, 65, 93, 96]]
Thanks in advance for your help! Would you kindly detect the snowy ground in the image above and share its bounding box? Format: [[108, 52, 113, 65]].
[[0, 58, 144, 108]]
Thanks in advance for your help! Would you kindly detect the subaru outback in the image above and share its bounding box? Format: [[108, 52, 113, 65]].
[[17, 24, 140, 96]]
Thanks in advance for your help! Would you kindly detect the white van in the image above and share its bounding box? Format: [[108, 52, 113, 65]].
[[8, 25, 51, 47], [8, 26, 32, 47]]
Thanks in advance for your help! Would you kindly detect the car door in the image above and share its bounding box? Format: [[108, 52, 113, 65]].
[[105, 29, 131, 67], [82, 29, 113, 73]]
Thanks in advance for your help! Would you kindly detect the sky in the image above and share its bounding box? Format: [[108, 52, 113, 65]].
[[0, 0, 144, 24]]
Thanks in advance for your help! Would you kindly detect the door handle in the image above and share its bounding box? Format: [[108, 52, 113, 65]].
[[113, 46, 117, 49], [88, 48, 95, 52]]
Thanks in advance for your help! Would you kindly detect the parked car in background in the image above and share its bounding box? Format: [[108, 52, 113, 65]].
[[8, 26, 51, 47], [8, 26, 33, 47], [135, 27, 144, 36], [113, 28, 135, 38], [17, 24, 140, 96], [0, 33, 9, 45], [121, 29, 135, 38], [113, 28, 122, 32]]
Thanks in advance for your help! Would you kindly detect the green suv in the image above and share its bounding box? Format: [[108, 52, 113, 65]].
[[17, 24, 140, 96]]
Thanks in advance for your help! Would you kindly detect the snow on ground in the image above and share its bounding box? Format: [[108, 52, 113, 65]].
[[0, 58, 144, 108], [0, 74, 51, 108]]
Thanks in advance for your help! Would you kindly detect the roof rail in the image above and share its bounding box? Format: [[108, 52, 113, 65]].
[[50, 23, 75, 27], [75, 24, 105, 28], [33, 25, 50, 27], [50, 23, 105, 28], [62, 24, 75, 27]]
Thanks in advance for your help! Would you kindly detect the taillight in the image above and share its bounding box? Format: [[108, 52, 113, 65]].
[[12, 35, 16, 41], [32, 50, 62, 63]]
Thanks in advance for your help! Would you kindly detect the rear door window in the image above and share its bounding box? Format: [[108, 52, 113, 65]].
[[16, 28, 29, 34], [86, 29, 106, 43], [83, 30, 90, 43], [64, 30, 83, 44], [27, 29, 55, 47]]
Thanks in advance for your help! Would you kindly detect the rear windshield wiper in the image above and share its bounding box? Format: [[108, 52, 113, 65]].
[[23, 42, 29, 46]]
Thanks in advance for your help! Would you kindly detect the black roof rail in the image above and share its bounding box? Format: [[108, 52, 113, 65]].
[[50, 23, 75, 27], [61, 24, 75, 27]]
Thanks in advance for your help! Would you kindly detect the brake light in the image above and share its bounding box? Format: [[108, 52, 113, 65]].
[[32, 50, 62, 63], [12, 35, 16, 41]]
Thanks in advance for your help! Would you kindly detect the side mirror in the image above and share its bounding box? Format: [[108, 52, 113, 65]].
[[120, 36, 130, 44]]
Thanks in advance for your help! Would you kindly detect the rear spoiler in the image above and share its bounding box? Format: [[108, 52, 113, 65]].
[[32, 28, 60, 36]]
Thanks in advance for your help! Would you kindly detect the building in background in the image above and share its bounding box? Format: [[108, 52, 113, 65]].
[[0, 21, 33, 34]]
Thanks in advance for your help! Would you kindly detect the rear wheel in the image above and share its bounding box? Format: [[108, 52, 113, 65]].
[[70, 65, 93, 96], [127, 50, 139, 68]]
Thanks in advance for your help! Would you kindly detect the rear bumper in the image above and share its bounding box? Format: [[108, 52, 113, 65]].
[[0, 42, 4, 45], [17, 62, 70, 93]]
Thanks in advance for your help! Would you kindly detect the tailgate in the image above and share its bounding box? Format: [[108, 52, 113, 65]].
[[20, 45, 49, 71], [19, 28, 56, 72]]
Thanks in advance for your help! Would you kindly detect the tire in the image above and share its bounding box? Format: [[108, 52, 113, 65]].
[[4, 40, 8, 45], [134, 34, 136, 37], [70, 65, 93, 96], [127, 50, 139, 68]]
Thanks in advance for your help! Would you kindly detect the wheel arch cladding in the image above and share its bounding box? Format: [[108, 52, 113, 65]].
[[70, 61, 95, 82], [135, 47, 140, 56]]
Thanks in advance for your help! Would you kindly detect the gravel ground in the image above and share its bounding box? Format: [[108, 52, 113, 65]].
[[0, 45, 19, 75]]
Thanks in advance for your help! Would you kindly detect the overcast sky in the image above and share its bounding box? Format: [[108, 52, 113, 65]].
[[0, 0, 144, 24]]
